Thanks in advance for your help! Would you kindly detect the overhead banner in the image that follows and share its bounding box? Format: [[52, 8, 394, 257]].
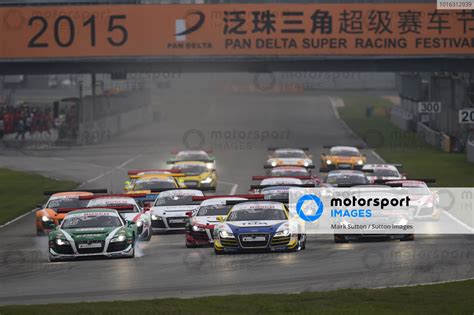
[[0, 4, 473, 59]]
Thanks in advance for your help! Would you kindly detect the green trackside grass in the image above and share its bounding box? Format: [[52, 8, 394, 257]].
[[0, 168, 77, 225], [338, 95, 474, 187], [1, 280, 473, 315]]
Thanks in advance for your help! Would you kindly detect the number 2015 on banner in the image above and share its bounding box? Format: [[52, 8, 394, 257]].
[[459, 108, 474, 123], [27, 14, 128, 48]]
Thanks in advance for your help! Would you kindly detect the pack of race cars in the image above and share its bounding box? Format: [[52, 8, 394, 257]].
[[38, 147, 437, 262]]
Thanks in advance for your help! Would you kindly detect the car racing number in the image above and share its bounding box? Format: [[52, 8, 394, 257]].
[[27, 14, 128, 48]]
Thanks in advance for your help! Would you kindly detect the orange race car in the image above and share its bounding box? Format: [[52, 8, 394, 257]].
[[35, 189, 107, 235]]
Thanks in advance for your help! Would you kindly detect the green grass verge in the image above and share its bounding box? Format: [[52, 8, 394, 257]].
[[0, 168, 77, 225], [339, 95, 474, 187], [1, 280, 473, 314]]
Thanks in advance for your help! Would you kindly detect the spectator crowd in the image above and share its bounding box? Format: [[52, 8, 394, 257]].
[[0, 104, 78, 141]]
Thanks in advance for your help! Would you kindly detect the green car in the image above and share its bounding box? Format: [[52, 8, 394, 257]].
[[48, 208, 137, 262]]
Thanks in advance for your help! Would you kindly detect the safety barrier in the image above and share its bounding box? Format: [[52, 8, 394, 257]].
[[467, 139, 474, 163]]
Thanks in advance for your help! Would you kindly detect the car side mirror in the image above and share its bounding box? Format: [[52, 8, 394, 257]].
[[166, 160, 175, 164], [45, 221, 56, 229], [216, 216, 226, 222], [126, 220, 134, 226], [185, 211, 193, 217], [37, 203, 44, 208], [321, 153, 326, 157]]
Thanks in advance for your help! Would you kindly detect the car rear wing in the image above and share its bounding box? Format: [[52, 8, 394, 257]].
[[192, 194, 264, 201], [264, 164, 315, 169], [375, 178, 436, 184], [149, 187, 216, 193], [170, 149, 213, 154], [267, 147, 309, 151], [78, 193, 148, 200], [225, 198, 289, 206], [250, 183, 316, 190], [43, 189, 108, 196], [127, 169, 182, 176], [57, 205, 137, 214], [333, 183, 404, 188], [167, 159, 215, 164], [252, 175, 313, 180], [319, 169, 373, 173]]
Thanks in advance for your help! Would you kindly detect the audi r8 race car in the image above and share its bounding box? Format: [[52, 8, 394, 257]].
[[85, 195, 152, 241], [185, 195, 256, 247], [363, 164, 405, 183], [265, 148, 314, 169], [386, 179, 440, 221], [124, 169, 178, 191], [149, 189, 204, 233], [35, 189, 107, 235], [170, 161, 217, 190], [333, 185, 414, 243], [324, 170, 371, 187], [167, 150, 215, 169], [320, 146, 366, 171], [48, 208, 137, 262], [213, 200, 306, 254], [128, 174, 182, 193]]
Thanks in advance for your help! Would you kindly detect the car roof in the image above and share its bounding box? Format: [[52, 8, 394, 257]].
[[177, 150, 208, 155], [261, 177, 303, 185], [231, 201, 286, 211], [200, 197, 247, 206], [157, 189, 204, 198], [66, 208, 119, 216], [363, 164, 398, 171], [328, 170, 366, 177], [88, 197, 136, 204], [330, 146, 359, 152], [51, 191, 93, 198], [275, 148, 305, 153]]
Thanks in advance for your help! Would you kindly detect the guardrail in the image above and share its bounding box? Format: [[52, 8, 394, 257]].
[[467, 139, 474, 163], [390, 106, 413, 131]]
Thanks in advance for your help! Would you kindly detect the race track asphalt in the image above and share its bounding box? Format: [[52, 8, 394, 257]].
[[0, 93, 472, 305]]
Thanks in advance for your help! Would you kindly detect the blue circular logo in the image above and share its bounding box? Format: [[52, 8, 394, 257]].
[[296, 194, 324, 222]]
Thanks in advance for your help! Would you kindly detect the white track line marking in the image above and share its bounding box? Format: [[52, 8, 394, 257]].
[[217, 181, 238, 195], [370, 150, 386, 163], [441, 211, 474, 233], [78, 154, 142, 187], [0, 209, 37, 229]]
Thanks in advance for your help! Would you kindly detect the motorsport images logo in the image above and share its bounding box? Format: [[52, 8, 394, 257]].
[[296, 194, 324, 222]]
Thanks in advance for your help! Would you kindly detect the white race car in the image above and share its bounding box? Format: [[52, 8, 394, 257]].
[[149, 189, 203, 233], [363, 164, 405, 183], [87, 196, 152, 241]]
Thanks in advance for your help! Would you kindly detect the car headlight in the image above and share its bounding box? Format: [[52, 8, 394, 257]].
[[304, 161, 309, 167], [206, 163, 213, 170], [201, 177, 213, 184], [56, 238, 69, 246], [136, 220, 143, 227], [326, 160, 332, 165], [357, 160, 364, 165], [425, 202, 434, 208], [271, 161, 277, 167], [111, 234, 127, 242], [274, 229, 290, 237], [192, 225, 205, 232], [42, 215, 52, 222], [219, 230, 234, 238], [151, 214, 161, 221]]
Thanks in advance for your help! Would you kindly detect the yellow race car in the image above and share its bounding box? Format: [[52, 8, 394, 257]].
[[170, 161, 217, 190], [127, 174, 184, 194], [320, 146, 366, 171], [124, 169, 180, 192]]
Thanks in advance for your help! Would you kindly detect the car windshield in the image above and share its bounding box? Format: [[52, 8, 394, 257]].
[[275, 151, 305, 158], [327, 175, 368, 185], [197, 204, 232, 216], [173, 164, 207, 175], [227, 208, 287, 221], [330, 149, 360, 157], [46, 198, 89, 210], [373, 170, 400, 177], [134, 180, 177, 190], [154, 195, 197, 206], [176, 152, 209, 161], [62, 213, 123, 229]]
